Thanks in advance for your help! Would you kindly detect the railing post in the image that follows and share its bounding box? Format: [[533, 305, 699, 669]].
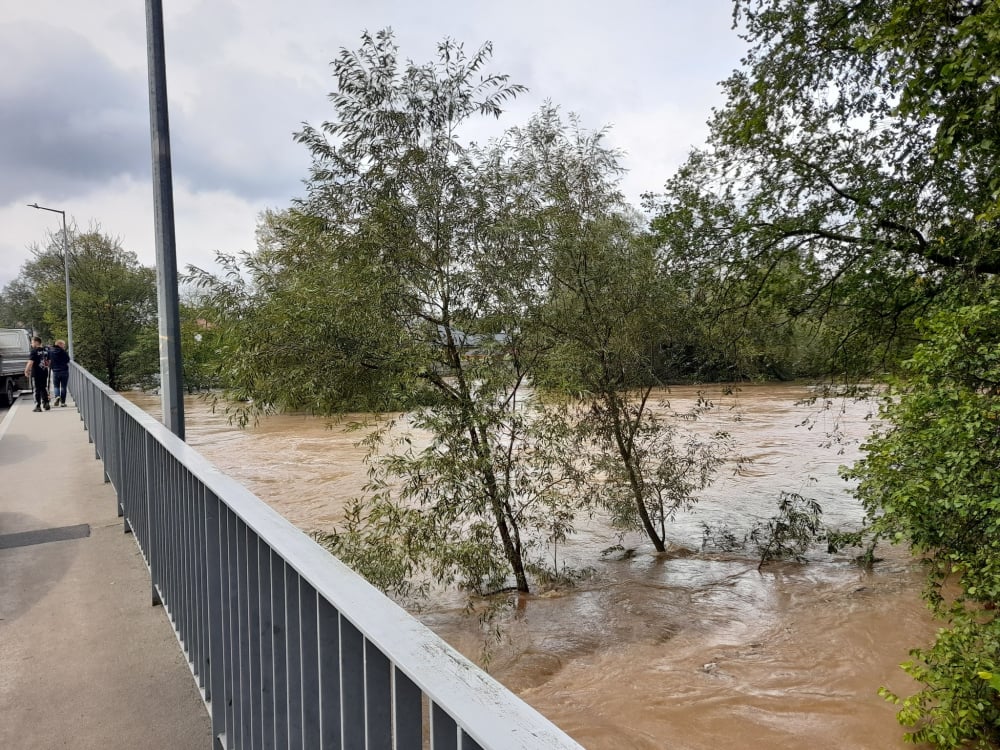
[[246, 527, 263, 750], [317, 599, 342, 748], [120, 409, 132, 533], [103, 396, 111, 483], [146, 432, 162, 607], [204, 488, 226, 745], [255, 538, 275, 749], [340, 618, 365, 748], [299, 582, 320, 748], [284, 564, 302, 749], [271, 558, 289, 748]]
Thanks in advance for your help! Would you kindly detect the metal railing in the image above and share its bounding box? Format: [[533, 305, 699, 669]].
[[69, 362, 583, 750]]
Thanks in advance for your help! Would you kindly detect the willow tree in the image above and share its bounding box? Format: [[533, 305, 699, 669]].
[[539, 212, 732, 553], [507, 109, 732, 553], [191, 31, 594, 595]]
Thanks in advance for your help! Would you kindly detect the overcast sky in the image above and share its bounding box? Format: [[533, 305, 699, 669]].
[[0, 0, 747, 290]]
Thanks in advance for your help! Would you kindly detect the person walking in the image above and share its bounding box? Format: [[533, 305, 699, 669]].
[[48, 339, 70, 407], [24, 336, 50, 412]]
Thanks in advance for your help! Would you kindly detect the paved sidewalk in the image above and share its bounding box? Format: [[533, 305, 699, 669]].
[[0, 394, 212, 749]]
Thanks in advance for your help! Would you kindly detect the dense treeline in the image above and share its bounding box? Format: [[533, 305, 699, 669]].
[[0, 228, 222, 392]]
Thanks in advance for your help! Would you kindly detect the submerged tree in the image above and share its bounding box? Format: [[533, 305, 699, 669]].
[[192, 31, 595, 595], [190, 31, 758, 598], [515, 110, 733, 553], [176, 290, 224, 394]]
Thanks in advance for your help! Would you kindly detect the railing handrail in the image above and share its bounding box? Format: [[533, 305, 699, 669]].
[[70, 361, 583, 749]]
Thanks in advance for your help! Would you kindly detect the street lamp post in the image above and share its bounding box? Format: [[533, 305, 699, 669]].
[[27, 203, 74, 359], [145, 0, 185, 440]]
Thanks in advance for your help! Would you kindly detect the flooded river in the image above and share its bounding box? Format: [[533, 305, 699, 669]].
[[125, 384, 936, 749]]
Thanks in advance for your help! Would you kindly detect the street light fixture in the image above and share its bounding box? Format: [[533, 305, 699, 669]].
[[27, 203, 75, 359]]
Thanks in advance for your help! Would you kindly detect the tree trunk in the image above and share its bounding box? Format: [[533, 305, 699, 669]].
[[444, 319, 530, 594], [467, 423, 530, 592], [608, 392, 666, 552]]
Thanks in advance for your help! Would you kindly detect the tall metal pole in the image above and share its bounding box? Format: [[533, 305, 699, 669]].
[[145, 0, 185, 440], [26, 203, 74, 358]]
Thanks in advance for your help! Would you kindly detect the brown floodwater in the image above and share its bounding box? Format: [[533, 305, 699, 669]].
[[125, 384, 936, 750]]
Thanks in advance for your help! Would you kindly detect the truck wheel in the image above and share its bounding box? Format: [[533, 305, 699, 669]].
[[0, 379, 13, 408]]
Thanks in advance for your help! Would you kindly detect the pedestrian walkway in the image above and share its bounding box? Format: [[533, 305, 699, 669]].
[[0, 394, 212, 750]]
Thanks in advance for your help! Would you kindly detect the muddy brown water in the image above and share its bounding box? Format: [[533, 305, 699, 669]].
[[125, 384, 936, 750]]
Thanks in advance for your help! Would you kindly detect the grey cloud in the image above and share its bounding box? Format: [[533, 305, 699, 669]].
[[1, 2, 745, 217], [0, 17, 309, 209], [0, 21, 151, 203], [168, 68, 315, 204]]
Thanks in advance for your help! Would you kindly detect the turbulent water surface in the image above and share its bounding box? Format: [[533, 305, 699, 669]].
[[126, 384, 936, 750]]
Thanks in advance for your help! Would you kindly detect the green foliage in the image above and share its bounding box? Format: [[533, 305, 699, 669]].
[[317, 402, 582, 597], [699, 523, 745, 553], [178, 295, 224, 393], [573, 394, 733, 552], [746, 492, 824, 570], [848, 299, 1000, 606], [60, 233, 157, 389], [647, 160, 850, 381], [824, 527, 882, 569], [847, 297, 1000, 746], [864, 0, 1000, 216], [0, 278, 49, 337], [191, 31, 603, 595], [699, 492, 832, 569], [312, 501, 427, 601], [509, 117, 736, 553], [648, 0, 1000, 383], [186, 223, 419, 423], [5, 229, 157, 389], [879, 613, 1000, 749]]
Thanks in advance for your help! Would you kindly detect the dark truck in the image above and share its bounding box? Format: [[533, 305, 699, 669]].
[[0, 328, 31, 407]]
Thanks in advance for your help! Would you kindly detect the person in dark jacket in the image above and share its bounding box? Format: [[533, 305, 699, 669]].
[[24, 336, 50, 412], [48, 339, 70, 407]]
